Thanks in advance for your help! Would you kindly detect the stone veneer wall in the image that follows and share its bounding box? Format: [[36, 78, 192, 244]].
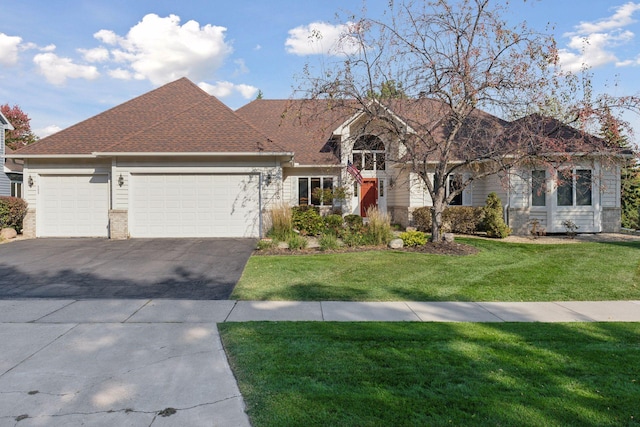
[[388, 206, 411, 228], [108, 210, 128, 239], [602, 207, 621, 233], [508, 208, 531, 236], [22, 209, 36, 238]]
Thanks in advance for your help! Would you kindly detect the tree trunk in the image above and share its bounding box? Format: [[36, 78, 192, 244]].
[[430, 199, 445, 242]]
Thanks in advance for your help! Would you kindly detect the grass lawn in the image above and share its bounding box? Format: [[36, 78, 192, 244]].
[[232, 239, 640, 301], [220, 322, 640, 427]]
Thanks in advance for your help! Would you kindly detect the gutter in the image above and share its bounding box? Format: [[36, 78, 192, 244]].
[[6, 152, 295, 159]]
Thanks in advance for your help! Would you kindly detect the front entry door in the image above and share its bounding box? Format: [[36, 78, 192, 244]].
[[360, 179, 378, 216]]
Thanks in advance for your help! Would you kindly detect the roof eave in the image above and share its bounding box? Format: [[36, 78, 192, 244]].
[[92, 151, 295, 158]]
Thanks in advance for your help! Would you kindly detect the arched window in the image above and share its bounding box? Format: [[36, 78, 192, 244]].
[[352, 135, 385, 171]]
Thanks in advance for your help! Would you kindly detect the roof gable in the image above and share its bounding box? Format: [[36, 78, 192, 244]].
[[16, 78, 282, 156]]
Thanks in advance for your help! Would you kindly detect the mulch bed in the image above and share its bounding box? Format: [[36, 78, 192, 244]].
[[254, 241, 479, 256]]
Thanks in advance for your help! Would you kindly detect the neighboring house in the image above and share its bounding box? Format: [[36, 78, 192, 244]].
[[8, 78, 622, 239], [4, 146, 24, 198], [0, 110, 15, 197]]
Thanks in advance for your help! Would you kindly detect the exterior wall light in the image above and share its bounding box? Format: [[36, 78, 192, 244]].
[[118, 174, 124, 187], [265, 173, 272, 186], [27, 176, 34, 188]]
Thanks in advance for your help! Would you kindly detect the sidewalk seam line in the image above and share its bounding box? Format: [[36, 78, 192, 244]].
[[475, 302, 506, 322], [404, 302, 422, 321], [0, 323, 80, 379], [123, 299, 152, 323], [33, 300, 78, 323], [223, 300, 238, 323]]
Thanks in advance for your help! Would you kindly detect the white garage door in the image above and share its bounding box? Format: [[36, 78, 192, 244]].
[[39, 175, 110, 237], [129, 174, 260, 238]]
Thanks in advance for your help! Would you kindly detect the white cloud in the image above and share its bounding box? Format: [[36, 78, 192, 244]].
[[94, 29, 119, 45], [79, 47, 110, 63], [285, 21, 361, 56], [571, 2, 640, 35], [198, 81, 258, 99], [235, 83, 259, 99], [35, 125, 62, 138], [560, 2, 640, 71], [94, 13, 233, 85], [0, 33, 23, 66], [108, 68, 133, 80], [33, 52, 100, 85], [233, 58, 249, 76]]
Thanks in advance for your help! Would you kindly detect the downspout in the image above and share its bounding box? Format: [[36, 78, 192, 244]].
[[504, 169, 511, 227]]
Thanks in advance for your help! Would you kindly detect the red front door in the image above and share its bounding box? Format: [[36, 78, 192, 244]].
[[360, 179, 378, 217]]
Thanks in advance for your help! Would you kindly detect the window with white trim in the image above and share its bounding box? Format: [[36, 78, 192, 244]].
[[532, 170, 546, 207], [352, 135, 385, 171], [10, 182, 22, 198], [298, 177, 334, 206], [557, 169, 592, 207], [448, 174, 463, 206]]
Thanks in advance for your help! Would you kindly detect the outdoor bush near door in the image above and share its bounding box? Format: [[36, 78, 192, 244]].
[[442, 206, 484, 234], [292, 206, 324, 236]]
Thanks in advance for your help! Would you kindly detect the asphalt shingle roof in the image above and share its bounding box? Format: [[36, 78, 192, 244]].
[[16, 78, 284, 156]]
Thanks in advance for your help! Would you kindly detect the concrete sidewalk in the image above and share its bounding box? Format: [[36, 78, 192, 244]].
[[2, 299, 637, 324], [1, 299, 639, 426]]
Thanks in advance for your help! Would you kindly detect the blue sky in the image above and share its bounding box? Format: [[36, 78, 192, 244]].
[[1, 0, 639, 143]]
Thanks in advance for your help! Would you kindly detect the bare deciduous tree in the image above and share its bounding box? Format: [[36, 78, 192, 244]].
[[296, 0, 639, 241]]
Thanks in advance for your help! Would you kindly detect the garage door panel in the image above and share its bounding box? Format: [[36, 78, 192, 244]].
[[39, 175, 109, 237], [130, 174, 260, 238]]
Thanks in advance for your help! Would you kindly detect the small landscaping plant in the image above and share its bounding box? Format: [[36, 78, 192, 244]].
[[319, 233, 341, 251], [323, 214, 343, 236], [286, 233, 308, 250], [482, 192, 511, 238], [412, 206, 432, 231], [399, 230, 427, 247], [268, 204, 293, 241], [343, 214, 364, 232], [363, 207, 393, 246], [562, 219, 579, 238], [292, 206, 324, 236]]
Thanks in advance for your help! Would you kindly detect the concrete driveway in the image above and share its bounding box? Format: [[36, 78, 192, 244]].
[[0, 238, 256, 299]]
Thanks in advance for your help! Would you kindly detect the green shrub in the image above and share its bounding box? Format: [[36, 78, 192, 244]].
[[268, 205, 293, 241], [0, 196, 27, 232], [323, 214, 343, 235], [256, 239, 275, 250], [341, 229, 365, 247], [344, 214, 363, 231], [319, 233, 341, 251], [399, 230, 427, 247], [482, 192, 511, 238], [412, 207, 432, 232], [287, 234, 308, 250], [363, 207, 393, 246], [442, 206, 484, 234], [292, 206, 324, 236]]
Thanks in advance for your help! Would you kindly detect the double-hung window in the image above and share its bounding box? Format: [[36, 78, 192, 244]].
[[557, 169, 592, 207], [298, 177, 334, 206], [532, 170, 546, 207]]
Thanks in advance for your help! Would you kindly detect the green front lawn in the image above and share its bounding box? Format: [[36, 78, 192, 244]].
[[232, 239, 640, 301], [220, 322, 640, 427]]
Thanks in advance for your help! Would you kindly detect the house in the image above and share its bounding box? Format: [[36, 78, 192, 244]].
[[0, 110, 15, 197], [4, 146, 24, 198], [9, 77, 622, 239]]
